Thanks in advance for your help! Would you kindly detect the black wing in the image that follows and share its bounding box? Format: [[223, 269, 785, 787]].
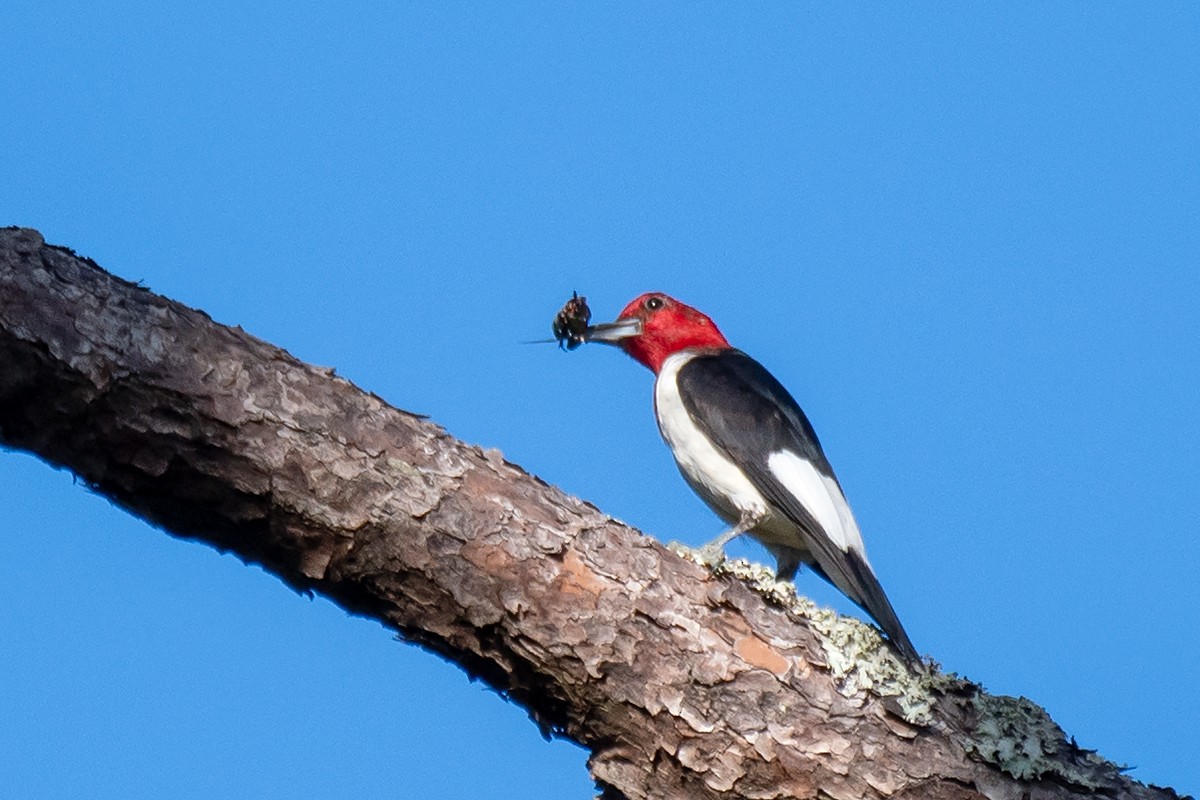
[[675, 350, 918, 662]]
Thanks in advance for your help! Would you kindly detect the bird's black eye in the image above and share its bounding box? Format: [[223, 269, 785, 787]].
[[644, 295, 665, 311]]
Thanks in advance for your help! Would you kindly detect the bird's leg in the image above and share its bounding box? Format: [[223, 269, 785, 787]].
[[695, 510, 761, 567]]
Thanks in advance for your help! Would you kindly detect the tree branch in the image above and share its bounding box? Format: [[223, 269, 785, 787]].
[[0, 227, 1184, 800]]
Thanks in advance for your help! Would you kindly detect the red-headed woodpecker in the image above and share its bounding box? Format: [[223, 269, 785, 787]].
[[585, 292, 919, 662]]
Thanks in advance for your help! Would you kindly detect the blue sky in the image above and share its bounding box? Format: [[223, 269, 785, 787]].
[[2, 3, 1197, 797]]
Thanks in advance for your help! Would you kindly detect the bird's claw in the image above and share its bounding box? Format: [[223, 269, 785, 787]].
[[667, 540, 728, 569], [695, 543, 728, 568]]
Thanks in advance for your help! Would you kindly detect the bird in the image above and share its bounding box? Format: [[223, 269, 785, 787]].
[[583, 291, 919, 662]]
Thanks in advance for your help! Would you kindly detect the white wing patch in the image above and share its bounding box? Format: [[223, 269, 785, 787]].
[[766, 450, 868, 560]]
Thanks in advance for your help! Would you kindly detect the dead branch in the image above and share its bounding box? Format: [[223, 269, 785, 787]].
[[0, 228, 1184, 800]]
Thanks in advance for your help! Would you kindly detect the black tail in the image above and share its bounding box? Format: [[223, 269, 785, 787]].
[[843, 554, 920, 665]]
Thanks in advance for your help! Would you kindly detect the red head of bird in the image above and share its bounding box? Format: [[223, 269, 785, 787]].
[[586, 292, 731, 373]]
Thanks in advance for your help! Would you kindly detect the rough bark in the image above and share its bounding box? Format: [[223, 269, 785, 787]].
[[0, 227, 1186, 800]]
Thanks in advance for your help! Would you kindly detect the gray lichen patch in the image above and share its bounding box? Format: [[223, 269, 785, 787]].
[[964, 693, 1120, 789]]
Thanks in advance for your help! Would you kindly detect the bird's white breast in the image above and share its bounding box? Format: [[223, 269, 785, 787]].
[[654, 351, 772, 523]]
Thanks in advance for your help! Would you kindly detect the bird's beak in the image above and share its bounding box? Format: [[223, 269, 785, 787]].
[[584, 317, 642, 345]]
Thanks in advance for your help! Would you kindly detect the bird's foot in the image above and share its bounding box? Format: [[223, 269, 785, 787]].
[[666, 540, 727, 570], [694, 542, 728, 568]]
